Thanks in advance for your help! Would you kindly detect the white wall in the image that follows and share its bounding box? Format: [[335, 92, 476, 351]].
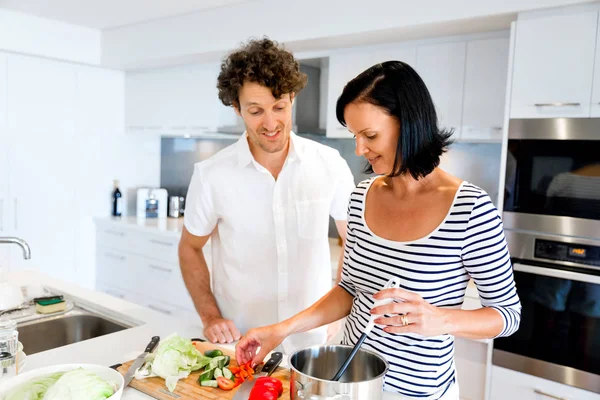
[[101, 0, 594, 69], [0, 8, 101, 65]]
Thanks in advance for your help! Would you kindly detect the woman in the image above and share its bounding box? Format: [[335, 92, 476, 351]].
[[235, 61, 522, 400]]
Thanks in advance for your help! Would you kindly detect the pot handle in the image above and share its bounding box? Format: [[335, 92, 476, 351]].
[[296, 381, 351, 400]]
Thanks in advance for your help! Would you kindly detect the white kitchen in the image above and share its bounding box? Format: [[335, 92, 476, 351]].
[[0, 1, 599, 399]]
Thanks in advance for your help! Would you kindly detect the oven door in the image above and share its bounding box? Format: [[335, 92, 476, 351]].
[[503, 118, 600, 236], [493, 262, 600, 393]]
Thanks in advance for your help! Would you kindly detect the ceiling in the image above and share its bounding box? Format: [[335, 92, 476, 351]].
[[0, 0, 255, 30]]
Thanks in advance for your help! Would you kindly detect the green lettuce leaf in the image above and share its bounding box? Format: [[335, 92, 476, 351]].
[[2, 372, 64, 400], [42, 368, 115, 400]]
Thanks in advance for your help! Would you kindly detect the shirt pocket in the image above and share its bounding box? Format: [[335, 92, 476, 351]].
[[295, 198, 330, 239]]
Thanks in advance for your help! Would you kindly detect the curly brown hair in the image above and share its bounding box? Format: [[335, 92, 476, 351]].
[[217, 37, 307, 108]]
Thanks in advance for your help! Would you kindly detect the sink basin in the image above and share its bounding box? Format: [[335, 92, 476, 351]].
[[17, 312, 130, 355]]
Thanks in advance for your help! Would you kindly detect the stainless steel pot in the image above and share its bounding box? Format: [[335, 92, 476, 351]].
[[289, 345, 388, 400]]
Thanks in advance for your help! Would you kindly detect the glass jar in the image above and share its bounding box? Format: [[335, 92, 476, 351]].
[[0, 319, 18, 381]]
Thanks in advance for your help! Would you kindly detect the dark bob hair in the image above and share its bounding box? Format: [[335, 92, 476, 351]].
[[336, 61, 453, 180]]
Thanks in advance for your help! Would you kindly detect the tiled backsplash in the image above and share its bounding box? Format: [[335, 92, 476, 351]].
[[161, 134, 502, 237]]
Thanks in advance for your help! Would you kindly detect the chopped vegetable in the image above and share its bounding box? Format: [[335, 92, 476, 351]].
[[216, 376, 235, 391], [222, 367, 233, 381], [204, 349, 223, 358], [223, 355, 231, 366], [208, 356, 226, 371], [134, 333, 212, 392], [198, 368, 214, 382], [248, 376, 283, 399], [213, 368, 223, 379], [200, 379, 218, 388]]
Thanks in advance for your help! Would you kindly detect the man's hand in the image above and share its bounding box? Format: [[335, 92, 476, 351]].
[[203, 317, 241, 344]]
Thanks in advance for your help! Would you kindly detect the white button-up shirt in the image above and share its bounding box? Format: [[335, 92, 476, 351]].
[[184, 132, 355, 353]]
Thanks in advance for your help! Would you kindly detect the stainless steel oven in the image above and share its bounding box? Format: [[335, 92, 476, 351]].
[[494, 118, 600, 394]]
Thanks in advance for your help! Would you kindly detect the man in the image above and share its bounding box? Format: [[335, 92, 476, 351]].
[[178, 37, 355, 353]]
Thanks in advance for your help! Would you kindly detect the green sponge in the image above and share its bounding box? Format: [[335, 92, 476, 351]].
[[35, 296, 66, 314]]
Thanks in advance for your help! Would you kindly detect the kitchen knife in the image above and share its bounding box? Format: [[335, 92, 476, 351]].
[[232, 352, 283, 400], [122, 336, 160, 387]]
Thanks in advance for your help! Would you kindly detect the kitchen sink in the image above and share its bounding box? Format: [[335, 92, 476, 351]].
[[17, 309, 132, 355]]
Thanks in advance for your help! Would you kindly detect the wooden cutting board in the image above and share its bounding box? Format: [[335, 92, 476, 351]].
[[117, 340, 290, 400]]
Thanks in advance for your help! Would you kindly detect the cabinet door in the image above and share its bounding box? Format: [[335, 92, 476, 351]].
[[326, 52, 376, 138], [462, 37, 510, 142], [416, 41, 466, 137], [0, 53, 9, 268], [74, 65, 126, 288], [590, 18, 600, 117], [6, 54, 77, 281], [125, 63, 221, 134], [510, 12, 597, 118]]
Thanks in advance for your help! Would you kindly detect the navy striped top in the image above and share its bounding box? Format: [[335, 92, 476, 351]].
[[339, 178, 521, 399]]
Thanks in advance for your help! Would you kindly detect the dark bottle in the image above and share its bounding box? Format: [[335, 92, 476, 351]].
[[111, 179, 123, 217]]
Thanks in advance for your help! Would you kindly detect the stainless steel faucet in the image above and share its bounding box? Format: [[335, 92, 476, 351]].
[[0, 237, 31, 259]]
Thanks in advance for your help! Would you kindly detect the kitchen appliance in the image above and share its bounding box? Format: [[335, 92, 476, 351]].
[[136, 188, 168, 219], [123, 336, 160, 387], [289, 345, 388, 400], [168, 196, 185, 218], [495, 118, 600, 393], [332, 277, 400, 381], [232, 352, 283, 400]]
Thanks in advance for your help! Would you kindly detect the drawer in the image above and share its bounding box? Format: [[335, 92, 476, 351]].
[[96, 282, 135, 303], [142, 297, 201, 323], [133, 255, 195, 310], [96, 247, 140, 291], [490, 366, 599, 400], [96, 226, 136, 252], [135, 232, 179, 264]]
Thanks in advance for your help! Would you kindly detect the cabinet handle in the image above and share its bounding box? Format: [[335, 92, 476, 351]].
[[147, 304, 172, 315], [104, 289, 125, 299], [533, 389, 567, 400], [104, 229, 125, 237], [148, 264, 172, 273], [104, 252, 126, 261], [149, 239, 174, 247], [534, 102, 580, 107]]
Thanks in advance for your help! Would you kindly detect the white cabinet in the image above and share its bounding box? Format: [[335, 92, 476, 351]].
[[490, 366, 600, 400], [95, 221, 207, 322], [326, 47, 417, 138], [0, 53, 9, 268], [462, 38, 509, 142], [326, 51, 376, 138], [6, 54, 78, 281], [510, 12, 598, 118], [416, 41, 467, 137], [125, 63, 235, 135], [591, 20, 600, 117]]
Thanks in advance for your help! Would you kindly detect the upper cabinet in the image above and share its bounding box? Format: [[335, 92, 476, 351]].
[[461, 38, 510, 141], [326, 37, 508, 142], [416, 41, 467, 138], [125, 63, 237, 135], [591, 20, 600, 117], [510, 12, 598, 118]]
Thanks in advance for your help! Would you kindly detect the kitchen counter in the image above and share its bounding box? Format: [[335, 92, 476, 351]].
[[7, 270, 487, 399]]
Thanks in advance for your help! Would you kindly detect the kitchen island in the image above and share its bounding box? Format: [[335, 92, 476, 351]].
[[6, 270, 490, 400]]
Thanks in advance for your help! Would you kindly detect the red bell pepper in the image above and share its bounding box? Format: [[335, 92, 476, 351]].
[[248, 376, 283, 399]]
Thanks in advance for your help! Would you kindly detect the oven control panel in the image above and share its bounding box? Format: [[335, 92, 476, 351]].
[[535, 239, 600, 267]]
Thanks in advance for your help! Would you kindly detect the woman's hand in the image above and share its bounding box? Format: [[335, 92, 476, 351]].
[[370, 288, 451, 337], [235, 324, 287, 367]]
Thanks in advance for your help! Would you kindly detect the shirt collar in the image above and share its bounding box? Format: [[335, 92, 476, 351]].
[[236, 131, 303, 168]]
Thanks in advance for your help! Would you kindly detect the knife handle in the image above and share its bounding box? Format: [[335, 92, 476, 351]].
[[145, 336, 160, 353], [261, 352, 283, 376]]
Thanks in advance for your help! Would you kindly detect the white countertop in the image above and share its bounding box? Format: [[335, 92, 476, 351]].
[[6, 270, 423, 400], [94, 216, 185, 238]]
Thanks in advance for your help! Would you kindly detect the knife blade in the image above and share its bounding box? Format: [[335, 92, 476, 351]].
[[122, 336, 160, 387], [232, 352, 283, 400]]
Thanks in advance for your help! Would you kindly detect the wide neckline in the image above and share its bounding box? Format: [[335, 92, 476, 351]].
[[360, 176, 466, 245]]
